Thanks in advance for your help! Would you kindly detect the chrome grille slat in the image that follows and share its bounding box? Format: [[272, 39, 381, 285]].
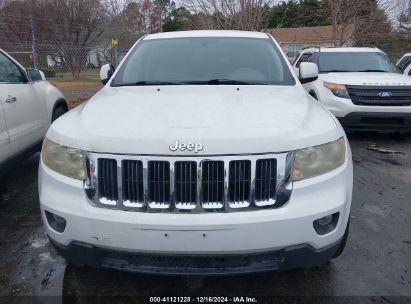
[[148, 161, 171, 209], [228, 160, 251, 208], [98, 158, 118, 204], [122, 160, 144, 207], [201, 161, 224, 209], [255, 159, 277, 205], [87, 153, 293, 213], [175, 161, 197, 209]]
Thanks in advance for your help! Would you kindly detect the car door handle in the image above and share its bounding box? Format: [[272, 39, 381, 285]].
[[4, 95, 17, 103]]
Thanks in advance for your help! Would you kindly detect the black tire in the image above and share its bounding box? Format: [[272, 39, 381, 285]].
[[52, 106, 67, 122], [332, 219, 350, 259]]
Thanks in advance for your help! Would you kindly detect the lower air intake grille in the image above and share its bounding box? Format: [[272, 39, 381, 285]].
[[255, 159, 277, 203], [98, 158, 118, 204], [102, 250, 280, 273]]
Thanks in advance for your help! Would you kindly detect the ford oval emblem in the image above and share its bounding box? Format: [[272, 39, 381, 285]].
[[378, 91, 392, 98]]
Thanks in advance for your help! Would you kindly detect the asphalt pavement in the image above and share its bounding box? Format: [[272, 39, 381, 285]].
[[0, 132, 410, 301]]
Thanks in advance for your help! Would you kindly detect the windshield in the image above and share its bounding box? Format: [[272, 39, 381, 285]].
[[319, 52, 399, 73], [111, 37, 295, 86]]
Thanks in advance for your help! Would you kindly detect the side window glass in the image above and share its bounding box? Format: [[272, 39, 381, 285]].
[[296, 53, 313, 68], [0, 52, 25, 83], [405, 58, 411, 73], [296, 54, 307, 68], [397, 56, 411, 72], [28, 69, 43, 81], [305, 53, 314, 63], [293, 54, 301, 66]]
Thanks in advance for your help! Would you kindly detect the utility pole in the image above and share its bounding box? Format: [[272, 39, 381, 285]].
[[114, 42, 118, 67], [29, 15, 37, 69], [112, 36, 119, 67]]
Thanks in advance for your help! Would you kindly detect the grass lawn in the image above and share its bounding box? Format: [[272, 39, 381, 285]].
[[49, 78, 103, 109], [49, 78, 102, 89]]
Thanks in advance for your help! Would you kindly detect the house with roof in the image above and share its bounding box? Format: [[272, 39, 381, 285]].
[[263, 25, 355, 59]]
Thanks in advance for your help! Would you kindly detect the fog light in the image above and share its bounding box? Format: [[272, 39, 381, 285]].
[[313, 212, 339, 235], [45, 211, 67, 233]]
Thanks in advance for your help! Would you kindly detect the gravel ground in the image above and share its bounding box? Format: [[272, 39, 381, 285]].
[[0, 133, 410, 301], [0, 83, 410, 301]]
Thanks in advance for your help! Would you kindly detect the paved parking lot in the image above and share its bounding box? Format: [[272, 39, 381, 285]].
[[0, 132, 410, 300]]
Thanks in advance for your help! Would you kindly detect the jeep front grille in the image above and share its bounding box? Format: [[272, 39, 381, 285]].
[[86, 153, 293, 213]]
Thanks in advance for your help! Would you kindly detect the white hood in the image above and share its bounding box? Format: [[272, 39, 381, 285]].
[[47, 85, 343, 155], [320, 72, 411, 86]]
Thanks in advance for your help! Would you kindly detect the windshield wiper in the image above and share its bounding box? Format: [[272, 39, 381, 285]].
[[182, 79, 262, 85], [356, 69, 388, 73], [321, 70, 351, 73], [134, 81, 183, 86], [116, 79, 264, 86]]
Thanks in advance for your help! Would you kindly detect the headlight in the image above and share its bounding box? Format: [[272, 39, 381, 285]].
[[292, 137, 346, 181], [41, 138, 87, 180], [324, 82, 350, 99]]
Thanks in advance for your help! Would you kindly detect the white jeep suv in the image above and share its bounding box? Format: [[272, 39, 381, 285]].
[[39, 31, 353, 274], [293, 47, 411, 132], [0, 49, 67, 173]]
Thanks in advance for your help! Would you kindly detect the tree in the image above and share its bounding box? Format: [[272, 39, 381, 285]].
[[46, 0, 106, 78], [0, 0, 106, 78], [326, 0, 391, 47], [163, 6, 195, 31], [264, 0, 330, 29], [154, 0, 176, 31], [182, 0, 274, 31]]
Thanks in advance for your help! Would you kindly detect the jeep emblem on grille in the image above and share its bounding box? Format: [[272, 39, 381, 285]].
[[169, 140, 203, 153], [378, 91, 392, 98]]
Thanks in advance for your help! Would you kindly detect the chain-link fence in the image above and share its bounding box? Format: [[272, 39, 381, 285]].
[[2, 41, 132, 78], [0, 14, 135, 79], [1, 14, 409, 79]]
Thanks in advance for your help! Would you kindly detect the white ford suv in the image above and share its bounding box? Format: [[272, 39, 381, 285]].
[[0, 49, 67, 173], [39, 31, 353, 274], [293, 47, 411, 133]]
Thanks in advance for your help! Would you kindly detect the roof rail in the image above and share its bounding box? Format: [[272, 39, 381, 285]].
[[302, 46, 321, 51], [357, 44, 378, 48]]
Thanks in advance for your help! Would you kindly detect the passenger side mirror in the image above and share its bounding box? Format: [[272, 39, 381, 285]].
[[100, 64, 115, 85], [27, 68, 46, 81], [299, 62, 319, 84]]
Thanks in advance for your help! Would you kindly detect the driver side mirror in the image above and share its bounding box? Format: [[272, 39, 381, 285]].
[[100, 64, 115, 85], [27, 68, 46, 81], [299, 62, 319, 84]]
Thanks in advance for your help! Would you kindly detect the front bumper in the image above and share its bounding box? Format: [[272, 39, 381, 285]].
[[338, 112, 411, 132], [318, 88, 411, 130], [49, 236, 343, 275], [39, 147, 352, 273]]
